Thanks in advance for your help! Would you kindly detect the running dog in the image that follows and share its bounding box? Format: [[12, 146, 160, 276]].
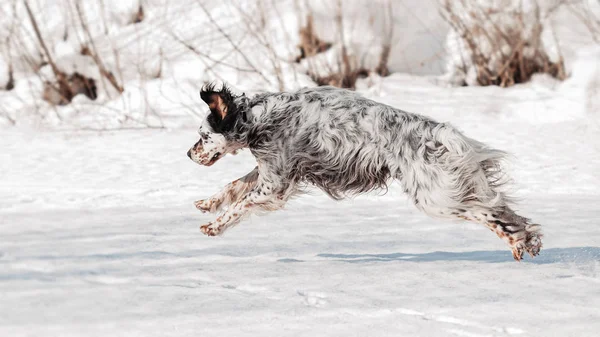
[[187, 83, 542, 261]]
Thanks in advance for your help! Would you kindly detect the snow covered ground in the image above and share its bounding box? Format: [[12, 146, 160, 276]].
[[2, 72, 600, 336], [2, 0, 600, 336]]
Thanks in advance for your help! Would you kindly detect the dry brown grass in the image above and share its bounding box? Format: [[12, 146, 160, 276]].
[[42, 72, 97, 105], [296, 13, 368, 89], [23, 0, 124, 105], [298, 0, 393, 90], [295, 14, 332, 63], [441, 0, 566, 87]]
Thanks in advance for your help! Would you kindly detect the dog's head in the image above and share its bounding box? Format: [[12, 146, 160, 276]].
[[187, 83, 248, 166]]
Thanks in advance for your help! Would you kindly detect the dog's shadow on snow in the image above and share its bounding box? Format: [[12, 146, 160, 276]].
[[312, 247, 600, 264]]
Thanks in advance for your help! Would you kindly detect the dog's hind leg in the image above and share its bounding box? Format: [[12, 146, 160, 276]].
[[195, 166, 258, 213], [413, 196, 542, 261], [451, 206, 543, 261], [402, 124, 542, 261]]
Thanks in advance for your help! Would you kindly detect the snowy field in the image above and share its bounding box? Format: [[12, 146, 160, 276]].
[[2, 73, 600, 336], [2, 0, 600, 336]]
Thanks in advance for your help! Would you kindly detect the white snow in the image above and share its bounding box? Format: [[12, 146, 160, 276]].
[[2, 73, 600, 335], [1, 0, 600, 336]]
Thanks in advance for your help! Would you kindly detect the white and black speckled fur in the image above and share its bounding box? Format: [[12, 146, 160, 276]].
[[188, 84, 542, 261]]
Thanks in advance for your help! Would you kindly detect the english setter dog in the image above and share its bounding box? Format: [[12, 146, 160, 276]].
[[187, 83, 542, 261]]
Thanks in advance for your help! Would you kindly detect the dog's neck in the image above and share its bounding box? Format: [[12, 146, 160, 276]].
[[226, 94, 273, 149], [225, 112, 254, 150]]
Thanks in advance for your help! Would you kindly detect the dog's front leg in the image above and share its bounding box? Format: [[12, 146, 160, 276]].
[[194, 166, 258, 213], [200, 180, 289, 236]]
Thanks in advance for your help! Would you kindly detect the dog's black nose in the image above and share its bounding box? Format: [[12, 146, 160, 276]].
[[187, 149, 192, 159]]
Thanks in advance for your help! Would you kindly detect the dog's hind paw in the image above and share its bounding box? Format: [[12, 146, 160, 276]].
[[524, 224, 543, 258], [511, 224, 543, 261]]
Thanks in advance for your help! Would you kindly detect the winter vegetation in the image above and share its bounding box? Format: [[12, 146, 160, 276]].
[[441, 0, 566, 86], [0, 0, 594, 129], [1, 0, 600, 336]]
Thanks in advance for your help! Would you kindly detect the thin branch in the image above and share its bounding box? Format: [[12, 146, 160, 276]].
[[168, 31, 259, 73], [195, 0, 272, 85], [24, 0, 73, 101], [74, 0, 124, 94]]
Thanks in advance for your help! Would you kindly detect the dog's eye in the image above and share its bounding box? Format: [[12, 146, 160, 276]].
[[213, 153, 221, 159]]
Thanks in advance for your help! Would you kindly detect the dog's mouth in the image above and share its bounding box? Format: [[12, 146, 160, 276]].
[[205, 152, 222, 166]]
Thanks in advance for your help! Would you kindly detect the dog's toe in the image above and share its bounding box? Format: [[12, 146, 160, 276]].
[[511, 243, 524, 261], [525, 226, 543, 258], [194, 199, 212, 213], [200, 223, 219, 236], [510, 224, 542, 261]]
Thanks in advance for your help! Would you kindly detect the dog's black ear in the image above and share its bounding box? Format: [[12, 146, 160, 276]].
[[200, 83, 243, 133], [200, 84, 229, 120]]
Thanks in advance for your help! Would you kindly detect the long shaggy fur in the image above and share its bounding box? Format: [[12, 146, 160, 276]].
[[244, 87, 506, 208], [188, 84, 543, 261]]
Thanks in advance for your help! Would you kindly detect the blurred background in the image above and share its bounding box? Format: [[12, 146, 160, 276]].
[[0, 0, 598, 129], [1, 1, 600, 336]]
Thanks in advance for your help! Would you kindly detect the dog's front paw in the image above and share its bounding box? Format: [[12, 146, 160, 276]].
[[200, 222, 220, 236], [195, 199, 217, 213]]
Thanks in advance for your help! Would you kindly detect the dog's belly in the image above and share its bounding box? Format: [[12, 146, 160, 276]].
[[287, 138, 391, 199]]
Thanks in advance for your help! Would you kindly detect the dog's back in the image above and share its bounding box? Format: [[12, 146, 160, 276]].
[[247, 87, 454, 198]]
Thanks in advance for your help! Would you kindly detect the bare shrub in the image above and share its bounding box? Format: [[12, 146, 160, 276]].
[[441, 0, 566, 87], [229, 0, 288, 90], [298, 0, 395, 89], [295, 14, 332, 63], [132, 4, 144, 24], [311, 67, 370, 88], [24, 0, 75, 103], [1, 1, 16, 91], [296, 12, 369, 89], [374, 0, 394, 77], [166, 0, 395, 91], [43, 72, 97, 105], [0, 60, 14, 91], [21, 0, 125, 106], [72, 1, 124, 95], [5, 63, 14, 90]]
